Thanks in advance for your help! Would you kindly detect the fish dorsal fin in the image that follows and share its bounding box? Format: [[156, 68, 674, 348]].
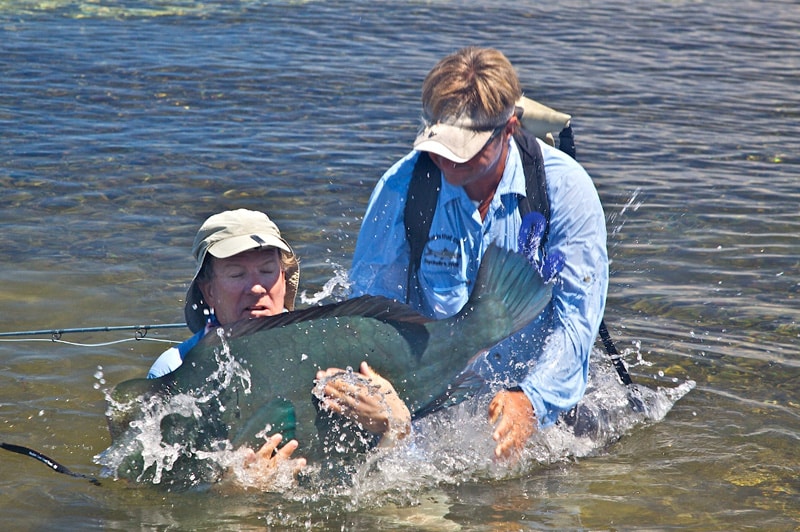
[[199, 295, 431, 346]]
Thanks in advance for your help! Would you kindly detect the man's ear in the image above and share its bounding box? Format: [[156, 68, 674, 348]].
[[507, 114, 520, 135]]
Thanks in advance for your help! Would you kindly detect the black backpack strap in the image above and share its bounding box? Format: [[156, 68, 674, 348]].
[[512, 130, 551, 245], [553, 124, 631, 385], [598, 320, 632, 385], [404, 152, 441, 303], [558, 124, 576, 159]]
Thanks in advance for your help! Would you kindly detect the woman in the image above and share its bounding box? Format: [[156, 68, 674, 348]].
[[148, 209, 409, 489], [146, 209, 305, 489]]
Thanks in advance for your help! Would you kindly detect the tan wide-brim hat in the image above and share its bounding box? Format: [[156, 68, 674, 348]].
[[184, 209, 299, 333]]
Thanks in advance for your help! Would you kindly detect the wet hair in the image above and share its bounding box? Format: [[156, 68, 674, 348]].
[[421, 47, 522, 130]]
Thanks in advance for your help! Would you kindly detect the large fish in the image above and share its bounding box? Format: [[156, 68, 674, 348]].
[[102, 245, 551, 484]]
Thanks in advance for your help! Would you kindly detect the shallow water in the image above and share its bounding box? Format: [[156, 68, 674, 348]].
[[1, 0, 798, 529]]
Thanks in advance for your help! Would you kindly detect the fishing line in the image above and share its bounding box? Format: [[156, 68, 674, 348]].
[[0, 325, 188, 485], [0, 337, 180, 348], [0, 323, 188, 338], [1, 442, 101, 486], [0, 323, 187, 347]]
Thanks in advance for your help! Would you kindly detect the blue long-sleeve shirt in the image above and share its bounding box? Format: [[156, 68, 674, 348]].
[[147, 318, 219, 379], [349, 138, 608, 427], [146, 328, 206, 379]]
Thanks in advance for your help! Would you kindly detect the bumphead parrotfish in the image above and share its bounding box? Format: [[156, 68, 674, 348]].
[[102, 245, 551, 485]]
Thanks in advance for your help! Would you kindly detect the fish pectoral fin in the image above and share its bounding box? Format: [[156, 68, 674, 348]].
[[230, 398, 297, 449], [411, 369, 486, 419]]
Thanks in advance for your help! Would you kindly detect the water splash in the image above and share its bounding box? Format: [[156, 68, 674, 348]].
[[312, 348, 694, 508], [94, 329, 258, 488], [608, 187, 643, 237], [311, 367, 385, 459], [95, 335, 692, 497], [299, 261, 351, 305], [92, 365, 106, 390]]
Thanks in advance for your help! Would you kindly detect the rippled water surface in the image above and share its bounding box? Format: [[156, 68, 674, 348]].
[[1, 1, 798, 529]]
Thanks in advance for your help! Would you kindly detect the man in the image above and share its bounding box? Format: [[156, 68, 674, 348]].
[[341, 47, 609, 460]]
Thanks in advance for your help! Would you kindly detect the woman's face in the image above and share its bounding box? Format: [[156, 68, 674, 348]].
[[199, 247, 286, 326]]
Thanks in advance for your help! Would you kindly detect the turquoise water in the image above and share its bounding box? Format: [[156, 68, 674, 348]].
[[1, 1, 798, 529]]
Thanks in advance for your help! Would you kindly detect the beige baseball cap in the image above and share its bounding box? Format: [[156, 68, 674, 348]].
[[413, 96, 571, 162], [184, 209, 299, 332], [413, 106, 515, 164]]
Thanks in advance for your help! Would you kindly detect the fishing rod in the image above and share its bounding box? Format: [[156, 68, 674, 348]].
[[598, 320, 633, 386], [0, 323, 187, 341], [1, 442, 101, 486]]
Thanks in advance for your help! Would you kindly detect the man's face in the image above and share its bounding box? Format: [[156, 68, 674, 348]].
[[199, 247, 286, 326], [428, 122, 512, 191]]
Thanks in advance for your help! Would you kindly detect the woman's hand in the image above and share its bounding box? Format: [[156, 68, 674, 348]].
[[224, 433, 306, 491]]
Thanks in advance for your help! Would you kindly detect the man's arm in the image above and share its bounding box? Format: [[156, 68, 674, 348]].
[[489, 146, 608, 459], [518, 147, 608, 427]]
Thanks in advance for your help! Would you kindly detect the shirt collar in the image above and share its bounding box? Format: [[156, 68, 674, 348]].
[[497, 138, 527, 198]]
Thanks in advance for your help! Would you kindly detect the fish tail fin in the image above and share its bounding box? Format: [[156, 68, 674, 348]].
[[415, 246, 551, 415], [454, 244, 552, 340]]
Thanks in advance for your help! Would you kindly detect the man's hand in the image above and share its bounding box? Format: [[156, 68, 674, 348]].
[[488, 389, 537, 461], [315, 361, 411, 447]]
